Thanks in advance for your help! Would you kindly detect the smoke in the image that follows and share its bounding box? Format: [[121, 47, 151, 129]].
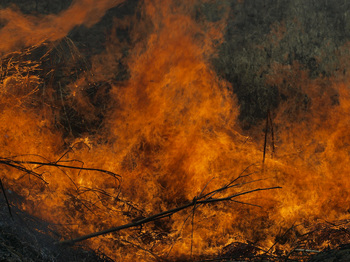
[[0, 0, 124, 54]]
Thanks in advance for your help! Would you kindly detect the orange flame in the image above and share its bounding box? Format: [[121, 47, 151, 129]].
[[0, 0, 125, 54]]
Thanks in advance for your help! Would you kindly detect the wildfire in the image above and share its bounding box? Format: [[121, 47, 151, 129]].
[[0, 0, 349, 261]]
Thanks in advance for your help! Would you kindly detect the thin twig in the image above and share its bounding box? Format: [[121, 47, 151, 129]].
[[268, 110, 275, 155], [1, 161, 48, 184], [0, 158, 121, 180], [263, 109, 269, 166], [190, 199, 197, 259], [265, 223, 298, 255]]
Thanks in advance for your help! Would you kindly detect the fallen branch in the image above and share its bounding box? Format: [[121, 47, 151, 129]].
[[58, 186, 281, 245]]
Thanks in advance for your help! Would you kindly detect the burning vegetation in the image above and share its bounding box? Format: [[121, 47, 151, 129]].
[[0, 0, 350, 261]]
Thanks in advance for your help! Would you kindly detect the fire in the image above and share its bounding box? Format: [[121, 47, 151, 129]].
[[0, 0, 349, 261], [0, 0, 125, 54]]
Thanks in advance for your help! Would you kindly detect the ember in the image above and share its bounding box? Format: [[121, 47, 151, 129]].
[[0, 0, 349, 261]]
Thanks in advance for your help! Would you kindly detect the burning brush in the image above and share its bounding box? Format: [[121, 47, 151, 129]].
[[0, 0, 350, 261]]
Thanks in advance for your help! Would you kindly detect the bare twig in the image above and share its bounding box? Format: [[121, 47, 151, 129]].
[[268, 110, 275, 155], [263, 109, 269, 165], [0, 160, 48, 184], [0, 157, 121, 196], [0, 158, 121, 181], [263, 109, 275, 166], [265, 223, 298, 256]]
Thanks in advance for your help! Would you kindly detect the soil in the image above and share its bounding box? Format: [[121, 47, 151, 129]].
[[0, 194, 112, 262], [308, 244, 350, 262]]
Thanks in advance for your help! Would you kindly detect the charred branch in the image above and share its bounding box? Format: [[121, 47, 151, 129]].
[[58, 184, 281, 245], [0, 157, 121, 184]]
